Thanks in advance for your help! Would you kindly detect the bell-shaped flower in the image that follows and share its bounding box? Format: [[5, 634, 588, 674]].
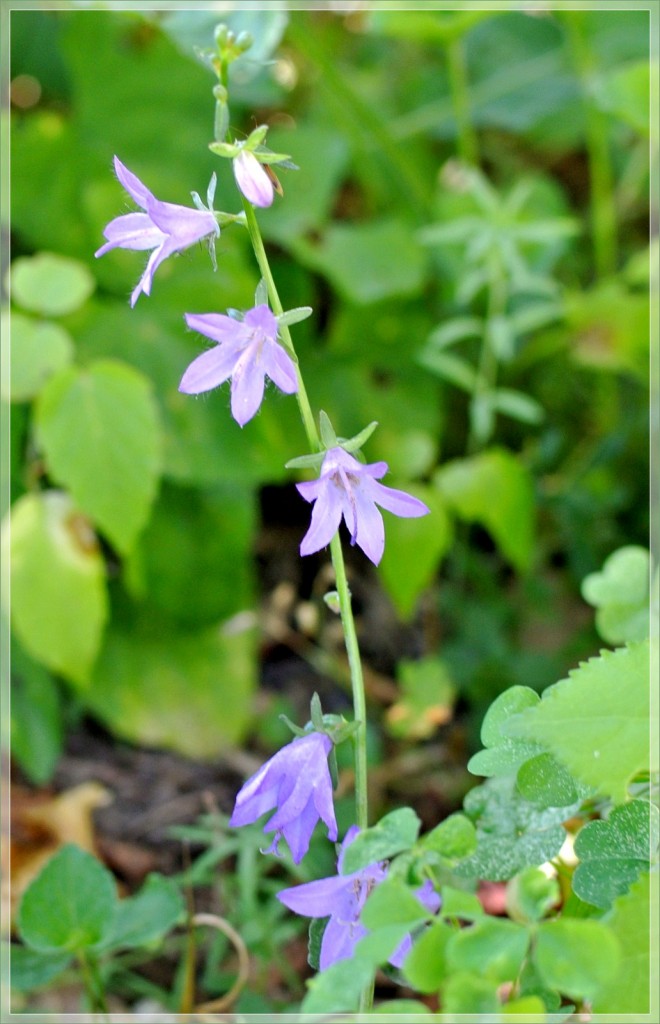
[[229, 731, 337, 865], [179, 304, 298, 426], [277, 826, 440, 970], [297, 446, 430, 565], [233, 148, 274, 208], [95, 156, 219, 307]]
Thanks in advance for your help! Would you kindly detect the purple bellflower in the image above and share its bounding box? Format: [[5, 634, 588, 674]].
[[233, 148, 275, 208], [95, 157, 219, 307], [277, 826, 440, 970], [297, 447, 430, 565], [229, 731, 337, 865], [179, 304, 299, 426]]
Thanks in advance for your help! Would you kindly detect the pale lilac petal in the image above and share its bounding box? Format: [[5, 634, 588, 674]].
[[389, 933, 413, 969], [312, 783, 338, 842], [361, 460, 389, 479], [130, 243, 171, 307], [299, 481, 343, 556], [95, 213, 165, 256], [277, 874, 351, 918], [243, 304, 278, 338], [320, 916, 366, 970], [233, 150, 274, 208], [353, 486, 385, 565], [279, 798, 320, 864], [364, 478, 430, 518], [262, 341, 299, 395], [184, 312, 248, 346], [147, 197, 218, 247], [296, 479, 322, 503], [178, 345, 239, 395], [230, 345, 266, 426], [417, 879, 442, 914], [113, 156, 153, 208]]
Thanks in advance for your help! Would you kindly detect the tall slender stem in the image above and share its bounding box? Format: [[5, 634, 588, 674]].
[[241, 198, 370, 839], [446, 35, 479, 166], [78, 951, 109, 1017]]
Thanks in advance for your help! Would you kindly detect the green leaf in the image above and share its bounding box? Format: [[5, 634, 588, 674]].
[[402, 919, 452, 992], [35, 360, 162, 555], [372, 1000, 434, 1018], [10, 643, 64, 785], [439, 887, 484, 921], [592, 871, 651, 1014], [504, 642, 651, 802], [426, 316, 483, 350], [447, 917, 530, 982], [441, 971, 500, 1014], [8, 253, 95, 317], [3, 310, 73, 403], [307, 917, 328, 971], [492, 388, 545, 426], [435, 448, 535, 571], [516, 752, 580, 807], [419, 814, 477, 860], [468, 686, 544, 778], [361, 880, 434, 931], [572, 801, 658, 909], [340, 808, 421, 875], [380, 486, 453, 620], [84, 617, 256, 758], [417, 349, 478, 391], [298, 219, 426, 305], [506, 867, 560, 924], [277, 306, 313, 327], [100, 874, 184, 951], [597, 59, 651, 136], [581, 545, 649, 644], [18, 845, 117, 953], [533, 919, 621, 1003], [9, 946, 73, 992], [4, 491, 108, 686]]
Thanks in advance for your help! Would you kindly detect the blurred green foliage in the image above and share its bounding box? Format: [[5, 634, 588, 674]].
[[6, 6, 649, 769]]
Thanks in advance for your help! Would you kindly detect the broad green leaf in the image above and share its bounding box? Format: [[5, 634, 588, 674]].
[[572, 800, 658, 908], [10, 643, 63, 784], [581, 545, 649, 644], [504, 642, 651, 802], [372, 1000, 433, 1018], [100, 874, 184, 951], [592, 871, 651, 1014], [441, 971, 500, 1014], [439, 887, 484, 921], [132, 482, 256, 626], [506, 867, 560, 924], [380, 486, 453, 620], [456, 829, 566, 883], [9, 946, 73, 992], [447, 917, 530, 982], [402, 919, 452, 992], [533, 919, 621, 1003], [419, 814, 477, 860], [469, 686, 544, 778], [501, 995, 547, 1016], [3, 310, 73, 402], [84, 617, 256, 758], [435, 448, 535, 571], [597, 59, 651, 136], [516, 752, 580, 807], [4, 491, 108, 686], [297, 219, 426, 305], [8, 253, 94, 317], [18, 845, 117, 953], [35, 360, 162, 554], [341, 808, 421, 875], [361, 880, 433, 930]]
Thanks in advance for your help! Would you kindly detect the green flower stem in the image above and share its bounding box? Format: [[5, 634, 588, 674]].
[[446, 35, 479, 165], [78, 950, 109, 1017], [241, 198, 370, 841]]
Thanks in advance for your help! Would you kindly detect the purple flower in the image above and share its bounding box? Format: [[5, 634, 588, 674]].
[[229, 731, 337, 864], [179, 304, 298, 426], [296, 447, 430, 565], [233, 149, 274, 208], [95, 156, 219, 307], [277, 827, 440, 970]]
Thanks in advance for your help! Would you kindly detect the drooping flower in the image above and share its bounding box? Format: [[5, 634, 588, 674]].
[[95, 156, 219, 307], [277, 826, 440, 970], [233, 148, 274, 208], [296, 446, 430, 565], [179, 304, 298, 426], [229, 731, 337, 864]]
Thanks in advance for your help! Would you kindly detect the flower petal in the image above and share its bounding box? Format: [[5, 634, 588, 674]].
[[184, 312, 248, 346], [320, 916, 366, 970], [364, 479, 430, 519], [299, 480, 343, 556], [243, 304, 278, 338], [230, 344, 266, 426], [95, 213, 165, 255], [147, 197, 218, 247], [279, 796, 320, 864], [353, 485, 385, 565], [113, 156, 153, 209], [233, 150, 274, 208], [277, 874, 352, 917], [178, 344, 239, 395], [312, 780, 338, 842], [262, 340, 299, 395]]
